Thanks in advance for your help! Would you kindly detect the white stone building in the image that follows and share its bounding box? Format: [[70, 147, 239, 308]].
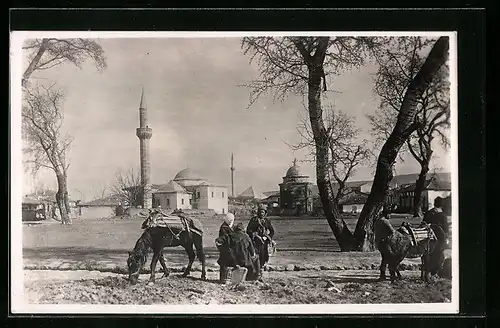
[[152, 168, 228, 214]]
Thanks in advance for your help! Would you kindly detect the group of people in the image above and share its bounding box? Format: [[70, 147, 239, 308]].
[[215, 206, 275, 284]]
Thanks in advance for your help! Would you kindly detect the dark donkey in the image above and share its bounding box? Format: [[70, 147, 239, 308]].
[[127, 210, 206, 285], [374, 217, 444, 283]]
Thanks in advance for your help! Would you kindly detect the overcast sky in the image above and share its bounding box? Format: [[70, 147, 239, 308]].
[[20, 37, 452, 201]]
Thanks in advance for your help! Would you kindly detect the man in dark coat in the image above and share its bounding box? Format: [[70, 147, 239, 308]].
[[421, 196, 449, 276], [246, 206, 275, 272], [216, 213, 235, 283], [422, 196, 450, 242], [215, 223, 261, 283]]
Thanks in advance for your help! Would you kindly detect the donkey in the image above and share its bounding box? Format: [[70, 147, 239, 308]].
[[127, 210, 206, 285], [374, 217, 445, 283]]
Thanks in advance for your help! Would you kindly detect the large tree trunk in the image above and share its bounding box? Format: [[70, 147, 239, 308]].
[[308, 65, 354, 251], [22, 38, 49, 87], [56, 173, 71, 225], [353, 36, 450, 251], [413, 163, 430, 217]]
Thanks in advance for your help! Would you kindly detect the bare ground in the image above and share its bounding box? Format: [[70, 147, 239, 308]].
[[21, 216, 452, 305], [24, 269, 452, 305]]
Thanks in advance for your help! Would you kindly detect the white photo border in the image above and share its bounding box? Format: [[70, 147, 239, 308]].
[[9, 30, 459, 314]]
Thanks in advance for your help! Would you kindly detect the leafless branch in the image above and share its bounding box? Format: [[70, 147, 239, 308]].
[[22, 38, 107, 87]]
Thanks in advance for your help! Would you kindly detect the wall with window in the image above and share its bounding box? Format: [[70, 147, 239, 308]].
[[197, 185, 228, 214], [153, 192, 191, 210], [176, 192, 191, 210]]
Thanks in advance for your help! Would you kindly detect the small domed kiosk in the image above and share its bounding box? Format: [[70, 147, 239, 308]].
[[279, 159, 313, 216]]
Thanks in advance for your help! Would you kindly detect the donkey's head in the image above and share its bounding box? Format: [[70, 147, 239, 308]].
[[127, 250, 143, 285]]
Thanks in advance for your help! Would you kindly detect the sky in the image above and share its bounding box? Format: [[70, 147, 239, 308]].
[[19, 37, 452, 201]]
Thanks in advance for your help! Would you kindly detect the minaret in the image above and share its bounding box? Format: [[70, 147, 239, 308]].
[[136, 87, 153, 209], [230, 153, 235, 197]]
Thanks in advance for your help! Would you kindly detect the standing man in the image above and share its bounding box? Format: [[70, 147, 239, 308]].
[[421, 196, 449, 277], [216, 212, 235, 283], [246, 205, 275, 272], [422, 196, 450, 242]]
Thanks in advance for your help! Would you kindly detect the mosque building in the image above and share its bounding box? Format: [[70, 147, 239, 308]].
[[135, 88, 228, 214], [151, 167, 228, 214], [278, 159, 314, 216]]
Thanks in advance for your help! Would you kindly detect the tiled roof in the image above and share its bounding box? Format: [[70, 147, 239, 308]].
[[238, 185, 267, 199], [308, 172, 451, 197], [399, 178, 451, 192], [80, 194, 122, 206], [154, 180, 189, 193], [338, 191, 370, 205], [22, 198, 44, 205]]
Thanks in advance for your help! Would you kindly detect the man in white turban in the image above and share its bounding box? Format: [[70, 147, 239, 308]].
[[216, 212, 235, 283], [219, 213, 235, 237]]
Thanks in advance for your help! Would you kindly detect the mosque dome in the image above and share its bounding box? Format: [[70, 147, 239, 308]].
[[285, 165, 302, 178], [283, 159, 309, 183], [173, 167, 207, 187]]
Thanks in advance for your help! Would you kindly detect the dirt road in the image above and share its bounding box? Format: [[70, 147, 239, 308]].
[[24, 269, 451, 305]]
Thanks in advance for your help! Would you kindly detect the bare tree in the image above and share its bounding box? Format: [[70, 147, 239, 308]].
[[110, 167, 147, 207], [242, 36, 375, 250], [242, 36, 449, 251], [91, 182, 109, 201], [353, 36, 450, 250], [368, 37, 451, 217], [22, 38, 107, 87], [22, 84, 73, 224], [291, 105, 372, 203]]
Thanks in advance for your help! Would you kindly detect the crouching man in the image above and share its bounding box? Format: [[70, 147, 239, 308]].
[[215, 222, 262, 284]]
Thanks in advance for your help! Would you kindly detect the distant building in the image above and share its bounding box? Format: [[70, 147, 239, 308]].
[[258, 192, 279, 216], [279, 159, 314, 216], [237, 185, 267, 203], [22, 190, 80, 221], [308, 172, 451, 215], [392, 177, 452, 213], [22, 198, 47, 221], [338, 190, 370, 214], [78, 194, 122, 219], [151, 167, 228, 214]]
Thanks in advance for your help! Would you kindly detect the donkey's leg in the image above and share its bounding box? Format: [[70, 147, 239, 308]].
[[388, 263, 397, 283], [158, 251, 170, 278], [379, 255, 387, 281], [194, 237, 207, 280], [396, 266, 402, 280], [421, 254, 429, 283], [149, 251, 161, 284], [182, 242, 196, 278]]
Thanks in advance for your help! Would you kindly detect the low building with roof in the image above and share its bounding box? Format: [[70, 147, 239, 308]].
[[237, 185, 267, 201], [306, 171, 451, 215], [78, 194, 122, 219], [151, 167, 228, 214], [393, 177, 452, 213], [338, 190, 370, 214], [22, 190, 81, 221]]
